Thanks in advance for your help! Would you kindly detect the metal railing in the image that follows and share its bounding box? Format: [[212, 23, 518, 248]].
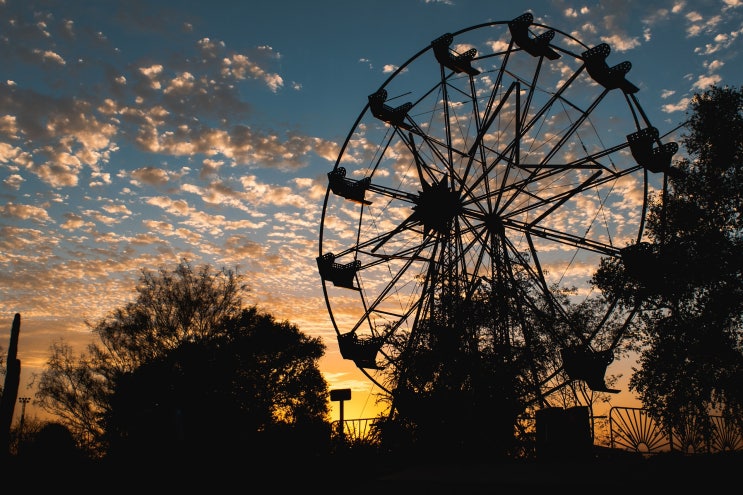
[[609, 406, 743, 454], [333, 408, 743, 456], [332, 417, 380, 444]]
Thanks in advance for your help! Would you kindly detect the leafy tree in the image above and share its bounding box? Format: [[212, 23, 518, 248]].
[[34, 260, 331, 459], [593, 85, 743, 437], [22, 422, 84, 462], [9, 413, 43, 456], [376, 277, 626, 459], [32, 340, 106, 453], [105, 306, 331, 464]]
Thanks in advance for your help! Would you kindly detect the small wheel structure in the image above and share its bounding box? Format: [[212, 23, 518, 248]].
[[317, 13, 676, 417]]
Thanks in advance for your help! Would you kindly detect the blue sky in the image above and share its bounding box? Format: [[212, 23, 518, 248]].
[[1, 0, 741, 423]]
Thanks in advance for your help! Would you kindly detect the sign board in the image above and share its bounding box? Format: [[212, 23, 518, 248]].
[[330, 388, 351, 401]]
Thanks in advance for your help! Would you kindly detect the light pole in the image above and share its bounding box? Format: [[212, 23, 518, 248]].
[[18, 397, 30, 448]]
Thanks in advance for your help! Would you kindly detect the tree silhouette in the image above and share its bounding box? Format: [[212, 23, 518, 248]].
[[105, 306, 330, 466], [375, 279, 624, 460], [32, 340, 106, 455], [34, 260, 331, 460], [593, 85, 743, 438]]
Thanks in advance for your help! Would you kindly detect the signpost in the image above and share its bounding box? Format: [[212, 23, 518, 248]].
[[330, 388, 351, 442]]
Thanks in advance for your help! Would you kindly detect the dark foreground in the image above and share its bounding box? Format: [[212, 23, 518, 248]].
[[364, 452, 742, 492], [7, 448, 742, 493]]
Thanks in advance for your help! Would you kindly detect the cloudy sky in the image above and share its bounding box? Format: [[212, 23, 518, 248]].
[[1, 0, 741, 423]]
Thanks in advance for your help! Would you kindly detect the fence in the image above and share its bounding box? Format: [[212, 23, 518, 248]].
[[609, 406, 743, 454], [333, 407, 743, 456], [332, 417, 380, 444]]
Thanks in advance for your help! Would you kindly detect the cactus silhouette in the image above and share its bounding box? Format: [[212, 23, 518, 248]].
[[0, 313, 21, 455]]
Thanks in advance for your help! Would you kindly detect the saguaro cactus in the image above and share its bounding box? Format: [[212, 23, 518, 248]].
[[0, 313, 21, 455]]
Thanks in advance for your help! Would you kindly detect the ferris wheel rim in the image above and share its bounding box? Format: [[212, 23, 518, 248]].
[[318, 12, 674, 404]]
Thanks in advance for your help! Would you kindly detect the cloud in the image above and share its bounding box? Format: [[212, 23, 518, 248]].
[[0, 10, 335, 201], [131, 166, 176, 186], [0, 85, 119, 187], [181, 180, 243, 207], [146, 196, 191, 216], [83, 209, 121, 226], [60, 212, 93, 231], [564, 6, 590, 18], [704, 59, 724, 71], [600, 33, 641, 51], [102, 203, 132, 215], [2, 173, 24, 189], [225, 52, 284, 93], [90, 171, 112, 187], [31, 48, 66, 65], [199, 158, 224, 179], [692, 73, 722, 90], [0, 114, 19, 137], [142, 219, 174, 234], [195, 38, 285, 93], [138, 64, 164, 90], [237, 174, 311, 210], [693, 27, 742, 55], [685, 12, 722, 37], [487, 39, 510, 52], [662, 97, 691, 113], [0, 202, 52, 223]]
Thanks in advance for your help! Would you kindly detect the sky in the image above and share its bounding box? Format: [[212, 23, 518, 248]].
[[1, 0, 742, 426]]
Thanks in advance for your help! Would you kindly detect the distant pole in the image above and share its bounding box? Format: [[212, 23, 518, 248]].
[[18, 397, 30, 440]]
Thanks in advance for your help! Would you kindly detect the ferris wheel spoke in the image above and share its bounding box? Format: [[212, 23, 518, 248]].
[[356, 244, 432, 265], [540, 91, 611, 165], [407, 124, 472, 162], [460, 81, 520, 185], [503, 218, 620, 257], [524, 231, 551, 297], [350, 238, 433, 335], [451, 217, 494, 297], [519, 141, 633, 172], [518, 55, 546, 130], [368, 213, 425, 254], [478, 39, 514, 122], [467, 64, 589, 194], [405, 132, 442, 189], [452, 219, 476, 291], [500, 235, 572, 322], [329, 217, 419, 260], [471, 132, 631, 190], [494, 94, 612, 219], [509, 170, 601, 227], [463, 160, 641, 228]]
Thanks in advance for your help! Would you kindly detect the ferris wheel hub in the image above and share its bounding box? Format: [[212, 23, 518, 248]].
[[413, 177, 462, 235]]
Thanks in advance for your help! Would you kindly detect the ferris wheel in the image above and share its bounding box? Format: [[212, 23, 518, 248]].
[[317, 13, 676, 413]]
